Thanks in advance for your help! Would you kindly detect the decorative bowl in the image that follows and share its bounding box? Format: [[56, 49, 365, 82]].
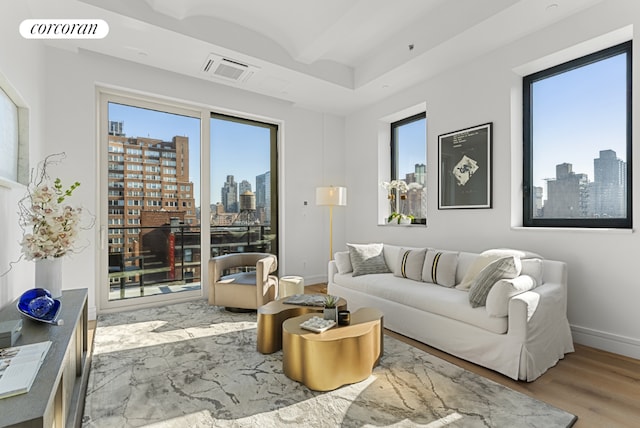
[[17, 288, 62, 324]]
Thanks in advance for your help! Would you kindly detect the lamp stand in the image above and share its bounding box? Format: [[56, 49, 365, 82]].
[[328, 205, 334, 260]]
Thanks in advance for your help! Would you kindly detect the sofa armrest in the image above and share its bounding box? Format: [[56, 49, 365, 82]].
[[328, 259, 338, 284], [507, 280, 568, 340]]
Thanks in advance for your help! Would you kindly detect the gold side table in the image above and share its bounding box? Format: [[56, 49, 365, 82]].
[[256, 294, 347, 354], [282, 307, 383, 391]]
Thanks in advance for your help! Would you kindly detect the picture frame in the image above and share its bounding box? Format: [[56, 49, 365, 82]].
[[438, 122, 492, 209]]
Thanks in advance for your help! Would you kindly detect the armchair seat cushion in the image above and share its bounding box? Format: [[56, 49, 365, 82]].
[[220, 272, 257, 285]]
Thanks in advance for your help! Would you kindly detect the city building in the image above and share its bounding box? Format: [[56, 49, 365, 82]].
[[107, 121, 197, 283], [589, 149, 626, 218], [542, 163, 589, 218], [256, 171, 271, 224], [221, 175, 238, 213]]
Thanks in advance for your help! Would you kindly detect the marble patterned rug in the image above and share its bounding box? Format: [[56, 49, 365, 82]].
[[82, 300, 577, 427]]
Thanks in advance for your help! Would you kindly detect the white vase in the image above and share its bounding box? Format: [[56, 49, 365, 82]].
[[323, 307, 337, 322], [35, 258, 63, 298]]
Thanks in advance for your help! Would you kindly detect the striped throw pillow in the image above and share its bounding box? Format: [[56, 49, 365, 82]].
[[421, 250, 458, 287], [468, 256, 522, 308], [394, 248, 427, 281]]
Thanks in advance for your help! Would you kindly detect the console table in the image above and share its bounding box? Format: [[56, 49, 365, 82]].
[[0, 289, 89, 428]]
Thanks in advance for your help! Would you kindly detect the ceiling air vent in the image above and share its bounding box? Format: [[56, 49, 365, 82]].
[[201, 54, 258, 83]]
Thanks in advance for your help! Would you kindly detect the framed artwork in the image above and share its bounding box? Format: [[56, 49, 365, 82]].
[[438, 122, 492, 209]]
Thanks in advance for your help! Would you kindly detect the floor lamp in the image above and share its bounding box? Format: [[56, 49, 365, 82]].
[[316, 186, 347, 260]]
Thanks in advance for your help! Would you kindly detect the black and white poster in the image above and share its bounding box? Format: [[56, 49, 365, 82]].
[[438, 123, 492, 209]]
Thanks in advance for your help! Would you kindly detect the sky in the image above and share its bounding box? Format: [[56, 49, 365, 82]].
[[531, 52, 627, 198], [108, 103, 271, 208], [396, 117, 427, 179]]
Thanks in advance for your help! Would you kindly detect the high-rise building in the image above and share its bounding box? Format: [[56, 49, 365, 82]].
[[107, 130, 196, 258], [109, 120, 125, 137], [589, 149, 626, 218], [239, 179, 252, 195], [404, 163, 426, 218], [543, 163, 589, 218], [221, 175, 238, 213], [255, 171, 271, 224]]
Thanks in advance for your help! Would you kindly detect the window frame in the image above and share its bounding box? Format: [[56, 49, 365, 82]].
[[523, 41, 632, 229], [390, 112, 427, 225]]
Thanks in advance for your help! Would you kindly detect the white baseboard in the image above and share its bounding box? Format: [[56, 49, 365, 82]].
[[88, 305, 97, 321], [302, 275, 327, 286], [571, 324, 640, 360]]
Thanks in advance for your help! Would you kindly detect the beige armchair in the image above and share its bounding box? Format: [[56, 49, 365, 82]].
[[208, 252, 278, 311]]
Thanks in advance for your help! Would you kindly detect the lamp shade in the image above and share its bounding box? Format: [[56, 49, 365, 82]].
[[316, 186, 347, 206]]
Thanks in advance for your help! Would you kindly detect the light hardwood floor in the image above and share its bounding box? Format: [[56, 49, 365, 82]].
[[307, 283, 640, 427], [89, 286, 640, 427]]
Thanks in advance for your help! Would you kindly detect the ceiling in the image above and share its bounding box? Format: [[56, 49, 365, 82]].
[[25, 0, 603, 115]]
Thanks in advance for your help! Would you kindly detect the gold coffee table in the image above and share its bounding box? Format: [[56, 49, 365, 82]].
[[256, 294, 347, 354], [282, 307, 383, 391]]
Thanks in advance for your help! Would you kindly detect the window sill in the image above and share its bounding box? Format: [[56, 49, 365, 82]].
[[511, 226, 633, 234]]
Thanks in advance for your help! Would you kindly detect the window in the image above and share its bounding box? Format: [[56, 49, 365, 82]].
[[210, 113, 279, 257], [523, 41, 632, 228], [390, 113, 427, 224]]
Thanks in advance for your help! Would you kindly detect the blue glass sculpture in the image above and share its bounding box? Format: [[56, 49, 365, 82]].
[[17, 288, 62, 324]]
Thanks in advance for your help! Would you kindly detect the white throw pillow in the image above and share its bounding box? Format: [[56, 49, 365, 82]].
[[456, 254, 503, 290], [486, 275, 536, 317], [334, 251, 352, 274], [481, 248, 544, 259]]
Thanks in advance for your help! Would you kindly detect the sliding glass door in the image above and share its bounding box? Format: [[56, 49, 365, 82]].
[[99, 92, 279, 311], [210, 114, 278, 259], [102, 96, 202, 306]]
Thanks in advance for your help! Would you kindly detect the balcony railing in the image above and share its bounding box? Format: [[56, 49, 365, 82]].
[[107, 224, 276, 300]]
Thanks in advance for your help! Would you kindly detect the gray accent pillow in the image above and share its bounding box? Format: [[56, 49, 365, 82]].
[[347, 243, 391, 277], [421, 250, 458, 287], [394, 247, 427, 282], [468, 256, 522, 308]]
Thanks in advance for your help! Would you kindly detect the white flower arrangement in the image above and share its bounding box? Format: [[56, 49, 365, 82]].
[[380, 180, 423, 224], [18, 154, 88, 260]]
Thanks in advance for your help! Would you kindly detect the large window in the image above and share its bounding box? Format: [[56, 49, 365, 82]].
[[391, 113, 427, 224], [523, 41, 632, 228]]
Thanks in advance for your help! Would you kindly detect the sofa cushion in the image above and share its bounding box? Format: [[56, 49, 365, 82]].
[[468, 256, 522, 308], [456, 254, 504, 290], [347, 243, 391, 277], [334, 251, 353, 274], [333, 272, 508, 334], [422, 250, 458, 287], [394, 248, 427, 282], [486, 275, 536, 317]]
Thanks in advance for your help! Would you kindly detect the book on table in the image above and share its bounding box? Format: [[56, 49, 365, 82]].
[[0, 341, 52, 399]]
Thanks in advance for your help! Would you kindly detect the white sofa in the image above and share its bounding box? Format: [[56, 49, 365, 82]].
[[327, 244, 574, 381]]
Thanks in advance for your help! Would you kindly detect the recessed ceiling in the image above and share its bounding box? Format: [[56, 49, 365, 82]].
[[25, 0, 603, 115]]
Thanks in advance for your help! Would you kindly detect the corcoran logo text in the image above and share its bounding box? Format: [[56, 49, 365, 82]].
[[20, 19, 109, 39]]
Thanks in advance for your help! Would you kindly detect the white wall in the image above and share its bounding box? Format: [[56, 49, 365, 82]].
[[0, 3, 46, 309], [344, 0, 640, 359], [0, 39, 344, 317]]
